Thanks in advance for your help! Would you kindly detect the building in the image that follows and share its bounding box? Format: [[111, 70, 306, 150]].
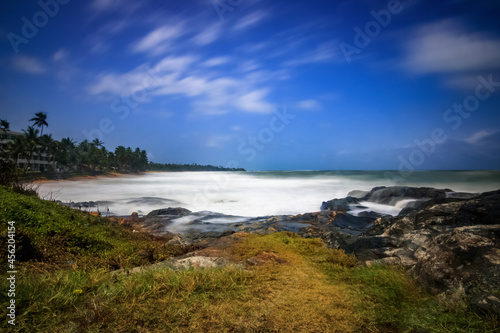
[[0, 130, 55, 172]]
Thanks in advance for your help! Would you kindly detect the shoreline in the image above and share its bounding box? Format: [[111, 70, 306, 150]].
[[34, 171, 146, 184]]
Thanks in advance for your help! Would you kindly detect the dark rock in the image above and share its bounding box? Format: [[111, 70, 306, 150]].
[[321, 196, 359, 211], [471, 294, 500, 315], [347, 190, 369, 198], [360, 186, 453, 205], [358, 211, 383, 219], [344, 187, 500, 315], [147, 207, 192, 217]]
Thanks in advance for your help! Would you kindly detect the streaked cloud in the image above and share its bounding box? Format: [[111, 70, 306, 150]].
[[11, 56, 46, 74], [233, 10, 268, 31], [192, 23, 223, 45], [202, 56, 231, 67], [284, 41, 339, 66], [52, 49, 69, 62], [297, 99, 321, 110], [401, 19, 500, 74], [131, 23, 186, 55], [464, 130, 499, 144]]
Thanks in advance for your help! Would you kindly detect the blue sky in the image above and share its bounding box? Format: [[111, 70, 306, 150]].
[[1, 0, 499, 170]]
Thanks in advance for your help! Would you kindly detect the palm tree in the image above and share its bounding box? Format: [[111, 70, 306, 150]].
[[0, 119, 9, 133], [22, 126, 40, 170], [29, 112, 48, 136], [58, 137, 77, 169], [8, 136, 26, 165], [39, 134, 58, 171], [0, 120, 10, 158], [91, 138, 104, 148]]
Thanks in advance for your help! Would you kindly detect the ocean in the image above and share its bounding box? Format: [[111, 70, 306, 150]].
[[37, 170, 500, 219]]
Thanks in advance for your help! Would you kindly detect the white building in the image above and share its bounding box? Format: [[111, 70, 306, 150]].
[[0, 130, 55, 172]]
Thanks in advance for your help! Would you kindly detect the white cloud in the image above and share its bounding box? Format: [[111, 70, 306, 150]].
[[202, 56, 231, 67], [131, 23, 186, 55], [52, 49, 68, 62], [234, 89, 273, 114], [156, 55, 197, 72], [90, 0, 117, 11], [297, 99, 321, 110], [401, 19, 500, 74], [464, 130, 498, 144], [89, 52, 275, 115], [192, 24, 222, 45], [90, 0, 142, 14], [205, 135, 232, 148], [284, 41, 339, 66], [233, 10, 267, 31], [11, 56, 46, 74], [238, 60, 260, 73]]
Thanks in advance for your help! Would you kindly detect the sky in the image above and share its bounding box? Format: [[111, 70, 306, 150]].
[[0, 0, 499, 171]]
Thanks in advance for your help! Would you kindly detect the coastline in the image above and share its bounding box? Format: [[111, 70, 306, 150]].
[[33, 171, 146, 183]]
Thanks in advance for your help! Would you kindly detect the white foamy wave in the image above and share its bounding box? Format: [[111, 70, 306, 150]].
[[37, 171, 500, 218]]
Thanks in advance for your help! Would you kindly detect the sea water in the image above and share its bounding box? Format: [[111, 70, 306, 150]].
[[37, 170, 500, 218]]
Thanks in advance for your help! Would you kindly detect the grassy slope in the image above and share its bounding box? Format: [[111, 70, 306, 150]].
[[1, 186, 498, 332]]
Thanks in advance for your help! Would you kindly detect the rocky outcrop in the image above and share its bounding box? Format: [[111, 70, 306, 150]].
[[320, 196, 362, 212], [344, 189, 500, 315], [123, 186, 500, 315]]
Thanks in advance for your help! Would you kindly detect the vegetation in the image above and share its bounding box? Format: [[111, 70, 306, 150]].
[[149, 161, 245, 172], [0, 114, 244, 185], [1, 186, 497, 332]]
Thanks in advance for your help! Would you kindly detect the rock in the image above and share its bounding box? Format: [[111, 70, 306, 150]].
[[343, 188, 500, 314], [321, 196, 360, 212], [471, 294, 500, 315], [170, 256, 235, 269], [147, 207, 192, 217], [347, 190, 369, 199], [360, 186, 454, 205]]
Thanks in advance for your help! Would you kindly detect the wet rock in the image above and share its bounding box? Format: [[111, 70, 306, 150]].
[[345, 188, 500, 314], [321, 196, 360, 212]]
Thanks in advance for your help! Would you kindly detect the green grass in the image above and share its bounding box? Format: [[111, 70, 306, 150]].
[[1, 186, 498, 332], [0, 185, 192, 270]]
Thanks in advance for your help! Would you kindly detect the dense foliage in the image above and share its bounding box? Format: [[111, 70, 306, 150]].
[[0, 114, 244, 182], [149, 162, 245, 172]]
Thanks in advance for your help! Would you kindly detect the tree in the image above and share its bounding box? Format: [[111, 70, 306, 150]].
[[58, 137, 77, 168], [0, 119, 9, 132], [39, 134, 58, 171], [8, 136, 26, 165], [21, 126, 39, 170], [91, 138, 104, 148], [29, 112, 48, 136], [0, 119, 10, 158]]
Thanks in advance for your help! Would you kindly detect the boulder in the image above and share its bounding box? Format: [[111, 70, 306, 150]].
[[320, 196, 360, 212], [344, 188, 500, 314]]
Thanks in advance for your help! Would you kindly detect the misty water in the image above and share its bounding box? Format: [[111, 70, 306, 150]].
[[37, 170, 500, 221]]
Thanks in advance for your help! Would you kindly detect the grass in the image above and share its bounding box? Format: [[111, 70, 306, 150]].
[[1, 186, 498, 332], [0, 185, 193, 271]]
